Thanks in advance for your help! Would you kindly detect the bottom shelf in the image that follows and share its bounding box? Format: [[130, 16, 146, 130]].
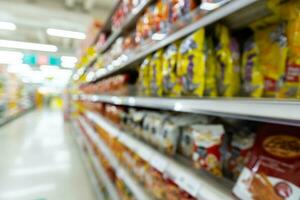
[[78, 117, 152, 200], [71, 121, 107, 200]]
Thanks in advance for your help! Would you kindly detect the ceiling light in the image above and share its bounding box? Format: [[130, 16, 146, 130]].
[[0, 21, 16, 31], [0, 39, 57, 52], [46, 28, 86, 40], [6, 64, 31, 74], [0, 50, 24, 64], [61, 56, 77, 63], [61, 62, 75, 68]]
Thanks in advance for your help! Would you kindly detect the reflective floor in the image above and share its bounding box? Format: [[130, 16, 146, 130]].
[[0, 109, 96, 200]]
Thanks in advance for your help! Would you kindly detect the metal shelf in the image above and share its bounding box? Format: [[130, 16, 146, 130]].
[[79, 117, 152, 200], [71, 122, 105, 200], [89, 0, 261, 83], [76, 119, 121, 200], [78, 94, 300, 127], [86, 111, 234, 200], [98, 0, 153, 54]]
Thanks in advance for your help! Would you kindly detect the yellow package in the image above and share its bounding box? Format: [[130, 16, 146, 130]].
[[162, 42, 181, 96], [204, 37, 218, 97], [241, 37, 264, 97], [150, 50, 164, 96], [177, 28, 205, 96], [215, 24, 240, 97], [277, 1, 300, 98], [254, 23, 288, 97], [139, 56, 152, 96]]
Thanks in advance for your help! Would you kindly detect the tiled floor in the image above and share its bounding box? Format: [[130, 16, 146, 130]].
[[0, 109, 96, 200]]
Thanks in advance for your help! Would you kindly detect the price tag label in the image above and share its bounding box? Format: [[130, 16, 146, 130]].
[[150, 154, 168, 172], [165, 165, 200, 197], [137, 147, 152, 161], [180, 176, 200, 197]]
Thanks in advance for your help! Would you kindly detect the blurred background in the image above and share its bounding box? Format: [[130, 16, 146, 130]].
[[0, 0, 117, 115]]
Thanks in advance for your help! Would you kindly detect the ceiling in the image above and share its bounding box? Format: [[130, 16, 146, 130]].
[[0, 0, 117, 56]]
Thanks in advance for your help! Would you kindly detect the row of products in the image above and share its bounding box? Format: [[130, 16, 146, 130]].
[[77, 100, 300, 200], [78, 120, 136, 200], [84, 0, 300, 99], [93, 0, 203, 71], [79, 73, 137, 96], [88, 116, 196, 200], [139, 6, 300, 99], [111, 0, 142, 31]]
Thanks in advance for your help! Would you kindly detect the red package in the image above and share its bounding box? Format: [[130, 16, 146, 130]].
[[233, 124, 300, 200]]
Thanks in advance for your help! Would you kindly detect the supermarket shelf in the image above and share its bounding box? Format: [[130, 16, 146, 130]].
[[86, 111, 234, 200], [79, 94, 300, 127], [71, 122, 105, 200], [0, 106, 34, 127], [89, 0, 261, 83], [98, 0, 153, 54], [76, 120, 121, 200], [79, 117, 152, 200]]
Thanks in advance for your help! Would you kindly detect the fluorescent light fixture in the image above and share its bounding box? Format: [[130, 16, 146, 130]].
[[152, 33, 166, 41], [61, 56, 77, 63], [0, 21, 16, 31], [47, 28, 86, 40], [0, 50, 24, 64], [7, 64, 31, 74], [0, 39, 57, 52], [61, 62, 75, 68]]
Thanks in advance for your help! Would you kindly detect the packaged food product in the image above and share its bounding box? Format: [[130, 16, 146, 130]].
[[192, 124, 225, 176], [277, 1, 300, 98], [170, 0, 197, 23], [233, 124, 300, 200], [177, 28, 206, 96], [162, 42, 181, 96], [215, 24, 241, 97], [254, 23, 288, 97], [139, 56, 152, 95], [179, 127, 195, 158], [149, 113, 170, 147], [159, 114, 209, 155], [150, 50, 164, 96], [228, 128, 256, 180], [204, 37, 218, 97], [131, 110, 147, 138], [241, 37, 264, 97], [153, 0, 170, 34]]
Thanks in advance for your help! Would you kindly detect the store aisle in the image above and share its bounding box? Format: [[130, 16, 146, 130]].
[[0, 109, 96, 200]]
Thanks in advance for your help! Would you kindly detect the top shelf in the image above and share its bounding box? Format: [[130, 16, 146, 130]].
[[86, 0, 266, 83]]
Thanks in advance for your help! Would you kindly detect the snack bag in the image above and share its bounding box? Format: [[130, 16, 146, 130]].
[[215, 24, 241, 97], [150, 113, 169, 147], [179, 128, 195, 158], [177, 28, 206, 96], [169, 0, 197, 23], [162, 42, 181, 96], [192, 125, 225, 177], [139, 56, 152, 96], [159, 114, 209, 155], [204, 37, 218, 97], [254, 23, 288, 97], [233, 124, 300, 200], [228, 129, 256, 180], [150, 50, 164, 96], [241, 37, 264, 97], [153, 0, 170, 34], [277, 2, 300, 98]]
